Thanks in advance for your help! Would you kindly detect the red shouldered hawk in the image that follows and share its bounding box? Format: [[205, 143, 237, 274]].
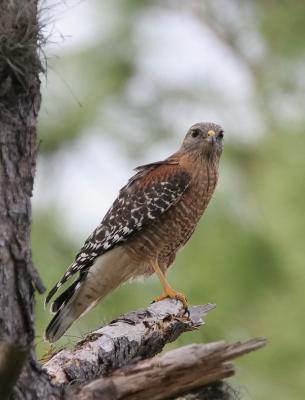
[[45, 122, 224, 342]]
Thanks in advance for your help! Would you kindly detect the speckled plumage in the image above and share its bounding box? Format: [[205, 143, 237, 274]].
[[45, 122, 224, 342]]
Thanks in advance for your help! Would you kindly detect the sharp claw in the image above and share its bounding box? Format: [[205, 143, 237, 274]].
[[183, 307, 190, 318], [174, 294, 188, 310], [153, 290, 189, 311]]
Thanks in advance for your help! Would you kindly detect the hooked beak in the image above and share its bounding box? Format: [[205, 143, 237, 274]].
[[207, 130, 216, 144]]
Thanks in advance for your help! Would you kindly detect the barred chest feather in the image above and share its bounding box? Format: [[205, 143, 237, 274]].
[[125, 158, 219, 273]]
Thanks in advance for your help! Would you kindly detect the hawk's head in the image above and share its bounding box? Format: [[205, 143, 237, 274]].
[[182, 122, 224, 158]]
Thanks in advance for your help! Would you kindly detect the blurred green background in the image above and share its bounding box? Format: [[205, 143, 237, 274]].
[[33, 1, 305, 399]]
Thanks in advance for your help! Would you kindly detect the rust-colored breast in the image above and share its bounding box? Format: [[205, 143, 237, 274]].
[[125, 154, 219, 273]]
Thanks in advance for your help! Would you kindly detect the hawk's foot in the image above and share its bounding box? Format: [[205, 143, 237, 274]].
[[153, 288, 189, 310]]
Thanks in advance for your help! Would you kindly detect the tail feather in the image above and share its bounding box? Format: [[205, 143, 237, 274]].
[[45, 302, 77, 343], [45, 278, 83, 342], [50, 278, 82, 314], [44, 247, 141, 342], [45, 282, 60, 306]]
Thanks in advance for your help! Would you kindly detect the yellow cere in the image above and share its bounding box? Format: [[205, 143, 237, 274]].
[[207, 130, 216, 137]]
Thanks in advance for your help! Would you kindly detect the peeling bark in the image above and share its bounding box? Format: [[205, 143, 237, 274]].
[[42, 300, 266, 400], [43, 300, 215, 385], [74, 338, 267, 400]]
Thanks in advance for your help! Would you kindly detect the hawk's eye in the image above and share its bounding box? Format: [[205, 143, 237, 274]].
[[218, 130, 224, 139], [191, 129, 200, 138]]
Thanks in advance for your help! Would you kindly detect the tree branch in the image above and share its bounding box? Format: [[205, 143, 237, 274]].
[[43, 300, 215, 385], [75, 338, 266, 400]]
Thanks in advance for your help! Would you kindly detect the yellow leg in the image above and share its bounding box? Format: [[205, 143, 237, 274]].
[[151, 260, 188, 309]]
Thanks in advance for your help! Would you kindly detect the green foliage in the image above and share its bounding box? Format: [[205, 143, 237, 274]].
[[259, 1, 305, 56]]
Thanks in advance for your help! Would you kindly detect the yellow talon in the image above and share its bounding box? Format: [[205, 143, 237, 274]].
[[153, 288, 188, 310], [150, 259, 189, 310]]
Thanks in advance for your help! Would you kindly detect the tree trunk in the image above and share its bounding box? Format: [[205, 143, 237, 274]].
[[0, 1, 58, 398]]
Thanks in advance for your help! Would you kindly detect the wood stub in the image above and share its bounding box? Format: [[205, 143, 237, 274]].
[[75, 338, 267, 400], [43, 300, 215, 385]]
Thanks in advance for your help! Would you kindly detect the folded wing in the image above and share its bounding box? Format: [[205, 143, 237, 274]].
[[46, 159, 191, 307]]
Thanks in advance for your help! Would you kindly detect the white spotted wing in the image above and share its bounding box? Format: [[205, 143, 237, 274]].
[[46, 159, 191, 305]]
